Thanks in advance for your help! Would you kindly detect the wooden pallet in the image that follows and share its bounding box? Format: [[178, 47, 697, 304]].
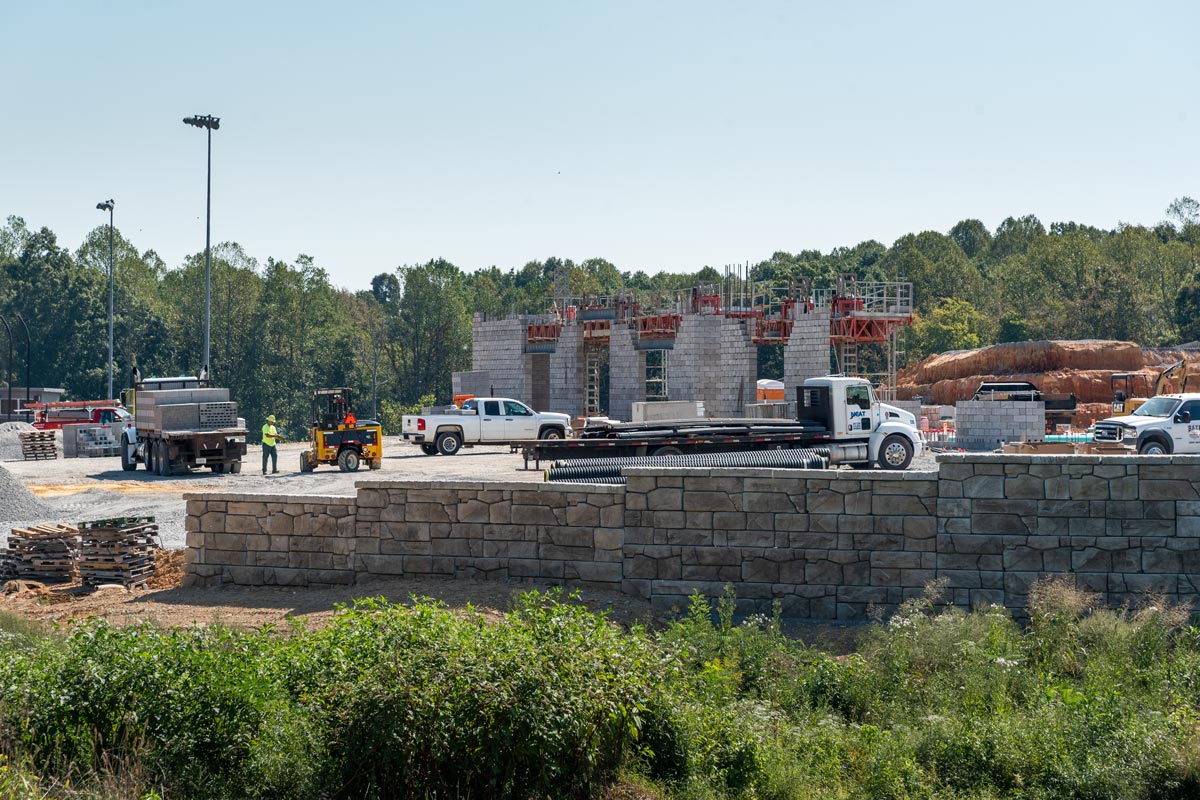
[[77, 517, 160, 588], [19, 430, 58, 461], [6, 523, 78, 583]]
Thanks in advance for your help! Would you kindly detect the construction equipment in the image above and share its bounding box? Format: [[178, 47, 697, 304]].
[[300, 388, 382, 472], [120, 376, 248, 475], [1111, 360, 1189, 415]]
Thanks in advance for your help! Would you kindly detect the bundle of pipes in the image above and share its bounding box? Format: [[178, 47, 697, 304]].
[[544, 447, 830, 484]]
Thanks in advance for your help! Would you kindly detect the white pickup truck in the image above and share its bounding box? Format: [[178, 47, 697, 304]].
[[402, 398, 571, 455], [1093, 393, 1200, 454]]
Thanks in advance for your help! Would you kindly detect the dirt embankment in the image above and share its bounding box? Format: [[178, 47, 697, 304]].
[[896, 340, 1198, 406]]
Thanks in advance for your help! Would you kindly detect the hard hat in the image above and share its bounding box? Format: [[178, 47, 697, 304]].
[[267, 415, 276, 422]]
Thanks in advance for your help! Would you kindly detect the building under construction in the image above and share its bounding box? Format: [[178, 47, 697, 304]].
[[454, 274, 913, 421]]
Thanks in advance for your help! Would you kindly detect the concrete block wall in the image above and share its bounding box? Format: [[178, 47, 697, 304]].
[[783, 307, 831, 391], [184, 493, 357, 587], [608, 325, 645, 422], [471, 319, 530, 403], [344, 481, 625, 589], [622, 467, 937, 618], [956, 400, 1045, 451], [935, 454, 1200, 611], [548, 324, 586, 415], [184, 456, 1200, 621]]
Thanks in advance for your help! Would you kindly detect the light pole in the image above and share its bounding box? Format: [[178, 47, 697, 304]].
[[96, 199, 114, 400], [182, 114, 219, 379]]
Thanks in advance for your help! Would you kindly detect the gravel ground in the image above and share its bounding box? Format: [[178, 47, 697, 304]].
[[1, 437, 940, 549]]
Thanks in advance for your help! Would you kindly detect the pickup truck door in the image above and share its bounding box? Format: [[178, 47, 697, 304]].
[[480, 400, 505, 441], [503, 400, 538, 440], [1171, 400, 1200, 452]]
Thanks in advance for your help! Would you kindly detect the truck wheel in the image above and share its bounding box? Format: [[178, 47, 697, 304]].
[[337, 448, 361, 472], [145, 440, 156, 473], [1139, 438, 1169, 455], [120, 435, 137, 471], [421, 443, 438, 456], [155, 441, 169, 476], [436, 432, 462, 456], [538, 426, 564, 440], [230, 460, 243, 474], [300, 450, 314, 472], [212, 463, 226, 474], [651, 445, 683, 457], [877, 434, 913, 470]]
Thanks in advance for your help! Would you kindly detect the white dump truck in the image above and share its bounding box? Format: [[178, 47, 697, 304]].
[[518, 376, 925, 470], [402, 397, 571, 455], [119, 376, 248, 475], [1093, 393, 1200, 454]]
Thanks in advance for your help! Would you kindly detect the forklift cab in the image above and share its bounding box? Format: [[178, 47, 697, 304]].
[[313, 388, 356, 430]]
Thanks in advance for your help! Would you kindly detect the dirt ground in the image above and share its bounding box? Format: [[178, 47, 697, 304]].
[[0, 437, 907, 643]]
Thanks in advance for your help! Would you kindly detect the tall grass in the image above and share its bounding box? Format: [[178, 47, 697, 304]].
[[0, 581, 1198, 798]]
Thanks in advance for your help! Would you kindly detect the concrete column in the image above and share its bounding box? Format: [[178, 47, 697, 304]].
[[783, 307, 831, 394], [471, 318, 529, 402], [549, 324, 587, 415], [608, 325, 646, 422]]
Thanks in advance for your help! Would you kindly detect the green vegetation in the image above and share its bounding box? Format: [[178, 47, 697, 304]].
[[2, 583, 1199, 798], [1, 199, 1198, 430]]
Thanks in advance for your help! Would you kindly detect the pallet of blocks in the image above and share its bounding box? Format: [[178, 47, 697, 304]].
[[77, 517, 160, 588], [6, 523, 79, 583], [19, 430, 57, 460]]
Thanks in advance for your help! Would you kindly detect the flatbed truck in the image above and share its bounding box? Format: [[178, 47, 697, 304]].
[[517, 376, 924, 470], [118, 376, 247, 475]]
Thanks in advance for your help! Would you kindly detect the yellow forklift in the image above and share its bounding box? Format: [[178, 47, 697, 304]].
[[300, 388, 383, 472]]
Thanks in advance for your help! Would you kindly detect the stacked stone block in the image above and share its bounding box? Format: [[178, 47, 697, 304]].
[[956, 400, 1045, 451], [607, 325, 646, 422], [622, 467, 938, 618], [184, 455, 1200, 622], [353, 480, 623, 589], [184, 493, 357, 587]]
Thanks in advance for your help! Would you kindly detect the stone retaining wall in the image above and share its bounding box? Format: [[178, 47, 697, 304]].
[[185, 455, 1200, 619]]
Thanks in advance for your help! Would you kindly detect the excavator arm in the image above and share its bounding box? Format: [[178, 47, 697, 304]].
[[1154, 360, 1187, 396]]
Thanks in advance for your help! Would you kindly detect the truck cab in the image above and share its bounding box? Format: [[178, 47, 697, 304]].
[[1094, 393, 1200, 454], [800, 376, 924, 468]]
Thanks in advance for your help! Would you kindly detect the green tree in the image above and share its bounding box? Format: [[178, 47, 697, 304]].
[[948, 219, 992, 260], [907, 298, 993, 361], [988, 214, 1046, 264]]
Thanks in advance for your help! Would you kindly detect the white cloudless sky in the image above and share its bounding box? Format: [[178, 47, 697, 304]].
[[3, 1, 1196, 289]]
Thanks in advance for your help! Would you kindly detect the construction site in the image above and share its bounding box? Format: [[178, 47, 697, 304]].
[[455, 271, 913, 422]]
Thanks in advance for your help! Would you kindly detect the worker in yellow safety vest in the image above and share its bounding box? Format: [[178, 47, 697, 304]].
[[261, 414, 284, 475]]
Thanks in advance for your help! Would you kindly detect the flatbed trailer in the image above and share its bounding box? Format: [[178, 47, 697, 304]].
[[516, 421, 836, 469], [513, 376, 926, 471]]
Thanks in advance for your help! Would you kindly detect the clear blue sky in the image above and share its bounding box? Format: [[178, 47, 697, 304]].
[[4, 1, 1197, 289]]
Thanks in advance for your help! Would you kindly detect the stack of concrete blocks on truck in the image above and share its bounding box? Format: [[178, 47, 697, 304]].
[[549, 322, 585, 414], [607, 324, 645, 422], [783, 307, 832, 397], [136, 388, 232, 432], [956, 400, 1045, 451], [469, 318, 530, 404], [742, 402, 792, 419], [669, 315, 756, 417]]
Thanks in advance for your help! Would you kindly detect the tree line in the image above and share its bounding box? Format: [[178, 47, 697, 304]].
[[0, 197, 1197, 433]]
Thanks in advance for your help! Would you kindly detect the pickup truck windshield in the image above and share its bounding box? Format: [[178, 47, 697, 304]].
[[1133, 397, 1180, 418]]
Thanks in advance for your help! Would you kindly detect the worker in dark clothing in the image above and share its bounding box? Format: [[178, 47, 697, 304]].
[[262, 414, 283, 474]]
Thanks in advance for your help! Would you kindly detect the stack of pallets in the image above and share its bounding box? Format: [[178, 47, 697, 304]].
[[19, 430, 57, 460], [6, 523, 79, 583], [77, 517, 160, 588]]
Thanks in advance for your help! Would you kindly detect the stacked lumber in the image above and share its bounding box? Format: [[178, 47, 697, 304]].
[[77, 517, 160, 588], [19, 430, 57, 460], [6, 523, 78, 583], [136, 388, 234, 433]]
